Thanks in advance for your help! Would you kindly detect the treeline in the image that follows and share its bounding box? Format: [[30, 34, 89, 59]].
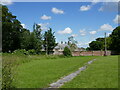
[[2, 5, 57, 54], [87, 26, 120, 54]]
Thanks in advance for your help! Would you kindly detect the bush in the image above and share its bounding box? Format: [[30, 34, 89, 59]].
[[63, 46, 72, 57], [13, 49, 28, 55], [40, 51, 46, 55], [2, 61, 15, 89], [28, 49, 36, 55]]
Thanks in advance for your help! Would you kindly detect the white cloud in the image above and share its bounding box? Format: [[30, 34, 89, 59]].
[[41, 15, 51, 20], [80, 5, 91, 11], [71, 34, 78, 37], [92, 0, 119, 3], [79, 29, 86, 36], [91, 0, 100, 4], [52, 7, 64, 14], [113, 15, 120, 24], [78, 41, 93, 46], [58, 27, 72, 34], [89, 31, 97, 35], [0, 0, 12, 5], [21, 24, 26, 28], [38, 23, 49, 30], [99, 24, 114, 31], [98, 2, 118, 12]]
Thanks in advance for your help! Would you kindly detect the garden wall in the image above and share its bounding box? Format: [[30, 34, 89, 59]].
[[54, 51, 111, 56]]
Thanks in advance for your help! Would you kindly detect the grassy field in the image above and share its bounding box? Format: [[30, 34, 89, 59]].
[[61, 56, 118, 88], [2, 54, 118, 88], [10, 55, 97, 88]]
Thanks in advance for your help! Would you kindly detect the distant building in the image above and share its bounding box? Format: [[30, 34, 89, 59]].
[[53, 42, 85, 55], [54, 42, 71, 50], [53, 42, 69, 55]]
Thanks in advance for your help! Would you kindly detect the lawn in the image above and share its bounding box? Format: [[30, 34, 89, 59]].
[[3, 54, 118, 88], [10, 55, 97, 88], [61, 56, 118, 88]]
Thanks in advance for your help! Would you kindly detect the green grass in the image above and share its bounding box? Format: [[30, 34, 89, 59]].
[[11, 55, 97, 88], [61, 56, 118, 88]]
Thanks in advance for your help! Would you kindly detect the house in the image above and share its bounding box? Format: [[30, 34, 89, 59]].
[[53, 42, 85, 55], [53, 42, 70, 55]]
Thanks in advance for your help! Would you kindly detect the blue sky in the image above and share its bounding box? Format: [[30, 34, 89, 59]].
[[7, 2, 118, 48]]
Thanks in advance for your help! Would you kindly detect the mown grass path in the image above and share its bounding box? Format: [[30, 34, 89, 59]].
[[49, 59, 97, 88], [61, 56, 118, 88], [13, 56, 97, 88]]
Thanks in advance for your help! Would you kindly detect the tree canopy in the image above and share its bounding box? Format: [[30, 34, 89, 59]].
[[43, 28, 57, 54], [2, 5, 22, 52], [110, 26, 120, 53], [2, 5, 57, 54], [88, 26, 120, 54]]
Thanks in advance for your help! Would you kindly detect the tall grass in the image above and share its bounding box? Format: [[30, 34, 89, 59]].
[[2, 53, 65, 89]]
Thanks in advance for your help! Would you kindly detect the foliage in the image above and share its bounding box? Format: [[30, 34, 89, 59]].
[[88, 36, 112, 51], [13, 49, 28, 55], [2, 6, 22, 52], [106, 37, 112, 50], [20, 29, 31, 50], [43, 28, 57, 54], [110, 26, 120, 53], [2, 53, 31, 89], [2, 61, 14, 89], [28, 49, 36, 55], [63, 46, 72, 57], [33, 23, 43, 54], [88, 26, 120, 53], [86, 47, 91, 51], [68, 36, 78, 51], [40, 51, 46, 55], [89, 41, 103, 50], [28, 32, 37, 50], [2, 5, 57, 55]]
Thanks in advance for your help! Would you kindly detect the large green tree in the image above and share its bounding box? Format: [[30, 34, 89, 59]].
[[28, 32, 37, 50], [33, 23, 43, 53], [2, 5, 22, 52], [110, 26, 120, 53], [89, 41, 103, 50], [88, 37, 112, 51], [43, 28, 57, 54], [20, 28, 31, 50]]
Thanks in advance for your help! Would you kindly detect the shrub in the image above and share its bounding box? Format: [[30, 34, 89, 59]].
[[28, 49, 36, 55], [40, 51, 46, 55], [13, 49, 28, 55], [2, 61, 15, 89], [63, 46, 72, 57]]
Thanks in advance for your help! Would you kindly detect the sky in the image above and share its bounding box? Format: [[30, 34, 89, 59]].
[[3, 2, 119, 48]]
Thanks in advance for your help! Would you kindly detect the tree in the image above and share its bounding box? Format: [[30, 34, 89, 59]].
[[68, 36, 78, 51], [106, 37, 112, 50], [110, 26, 120, 53], [43, 28, 57, 54], [63, 46, 72, 57], [2, 5, 22, 52], [86, 47, 91, 51], [33, 23, 42, 53], [28, 32, 37, 50], [89, 41, 103, 50], [20, 28, 31, 50]]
